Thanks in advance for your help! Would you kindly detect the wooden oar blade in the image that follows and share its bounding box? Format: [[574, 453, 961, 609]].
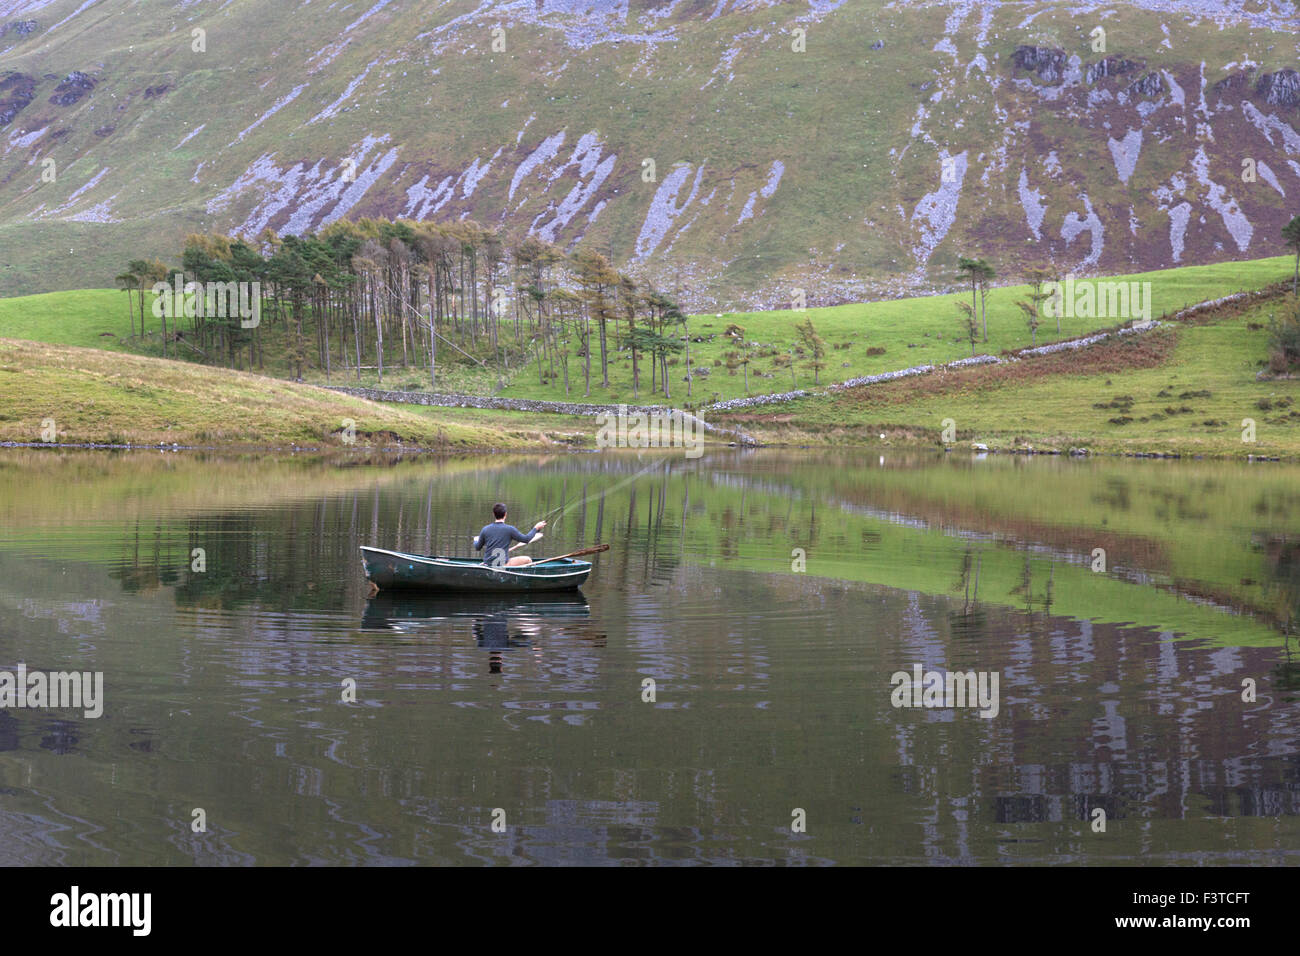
[[535, 544, 609, 564]]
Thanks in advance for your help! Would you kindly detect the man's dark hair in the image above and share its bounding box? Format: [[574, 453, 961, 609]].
[[493, 502, 507, 520]]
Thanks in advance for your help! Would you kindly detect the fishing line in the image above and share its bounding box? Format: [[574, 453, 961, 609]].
[[541, 456, 668, 534]]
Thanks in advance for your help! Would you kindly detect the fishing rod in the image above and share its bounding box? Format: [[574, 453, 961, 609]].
[[543, 456, 669, 534], [477, 455, 669, 559]]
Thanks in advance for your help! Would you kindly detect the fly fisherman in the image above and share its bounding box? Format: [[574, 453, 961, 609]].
[[473, 503, 546, 567]]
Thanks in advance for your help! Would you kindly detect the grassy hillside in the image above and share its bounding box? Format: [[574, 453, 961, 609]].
[[0, 256, 1291, 405], [495, 257, 1295, 405], [0, 337, 594, 449], [0, 288, 139, 350], [0, 1, 1298, 307], [715, 298, 1300, 456]]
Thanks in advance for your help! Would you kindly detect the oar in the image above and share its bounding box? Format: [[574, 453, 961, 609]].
[[534, 544, 609, 565]]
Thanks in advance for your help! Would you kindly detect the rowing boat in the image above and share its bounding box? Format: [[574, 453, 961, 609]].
[[360, 546, 593, 593]]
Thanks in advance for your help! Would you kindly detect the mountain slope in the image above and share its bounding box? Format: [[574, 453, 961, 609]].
[[1, 0, 1299, 307]]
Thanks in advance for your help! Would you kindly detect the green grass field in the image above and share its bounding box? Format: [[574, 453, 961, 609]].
[[1, 256, 1292, 407], [509, 257, 1295, 405], [0, 255, 1296, 454], [715, 298, 1300, 456], [0, 289, 143, 350]]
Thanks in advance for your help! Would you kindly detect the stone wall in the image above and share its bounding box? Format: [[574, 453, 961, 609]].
[[321, 387, 761, 445]]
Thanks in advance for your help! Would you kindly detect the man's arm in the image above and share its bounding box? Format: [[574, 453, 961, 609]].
[[510, 519, 546, 544], [472, 528, 484, 550]]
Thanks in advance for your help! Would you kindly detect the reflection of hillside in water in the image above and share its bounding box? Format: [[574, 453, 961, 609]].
[[4, 451, 1299, 862], [887, 589, 1300, 865]]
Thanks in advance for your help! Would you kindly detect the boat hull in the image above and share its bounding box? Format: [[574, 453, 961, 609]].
[[360, 547, 592, 592]]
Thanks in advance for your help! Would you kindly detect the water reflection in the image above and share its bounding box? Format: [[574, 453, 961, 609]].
[[361, 593, 601, 674], [1, 449, 1299, 864]]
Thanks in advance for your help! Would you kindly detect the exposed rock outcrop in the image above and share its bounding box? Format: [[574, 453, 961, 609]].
[[0, 20, 37, 40], [1085, 56, 1142, 84], [0, 71, 36, 127], [1013, 45, 1067, 83], [1257, 69, 1300, 108], [49, 71, 96, 106], [1126, 72, 1163, 98]]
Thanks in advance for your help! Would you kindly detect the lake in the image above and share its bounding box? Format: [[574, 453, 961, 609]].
[[0, 447, 1296, 865]]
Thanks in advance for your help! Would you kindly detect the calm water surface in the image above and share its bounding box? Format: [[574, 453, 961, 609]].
[[0, 448, 1296, 865]]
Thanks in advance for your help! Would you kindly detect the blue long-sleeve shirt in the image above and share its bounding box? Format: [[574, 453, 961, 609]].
[[474, 522, 537, 566]]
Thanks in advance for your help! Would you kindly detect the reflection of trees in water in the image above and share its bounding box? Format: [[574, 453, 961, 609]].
[[1275, 625, 1300, 699], [949, 549, 991, 640], [610, 478, 686, 587], [131, 464, 699, 611], [107, 516, 184, 594], [0, 713, 85, 756], [998, 556, 1056, 624], [1258, 532, 1300, 634]]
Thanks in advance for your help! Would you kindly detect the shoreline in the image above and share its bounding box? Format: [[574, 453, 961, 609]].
[[1, 435, 1292, 462]]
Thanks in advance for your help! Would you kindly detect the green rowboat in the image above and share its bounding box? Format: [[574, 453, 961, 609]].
[[360, 546, 593, 593]]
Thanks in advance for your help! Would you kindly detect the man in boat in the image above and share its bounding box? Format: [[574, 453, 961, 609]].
[[473, 503, 546, 568]]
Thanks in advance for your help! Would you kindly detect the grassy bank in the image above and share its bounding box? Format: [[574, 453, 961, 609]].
[[0, 338, 599, 450], [0, 257, 1296, 454], [0, 257, 1291, 405], [713, 297, 1300, 457]]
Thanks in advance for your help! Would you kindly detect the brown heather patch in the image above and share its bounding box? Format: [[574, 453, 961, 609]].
[[1163, 281, 1292, 325], [825, 327, 1179, 410]]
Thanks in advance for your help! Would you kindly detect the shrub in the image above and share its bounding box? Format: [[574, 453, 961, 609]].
[[1268, 308, 1300, 370]]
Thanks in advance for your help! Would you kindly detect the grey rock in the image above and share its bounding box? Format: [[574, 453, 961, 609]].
[[1257, 69, 1300, 108]]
